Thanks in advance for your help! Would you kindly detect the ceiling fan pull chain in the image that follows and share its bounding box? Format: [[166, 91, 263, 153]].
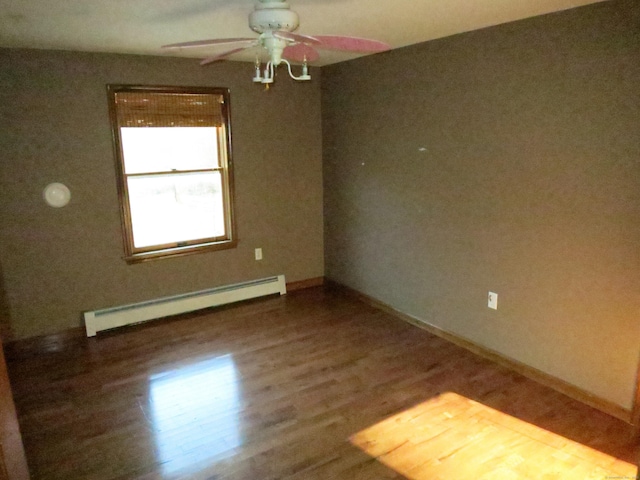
[[253, 58, 263, 83]]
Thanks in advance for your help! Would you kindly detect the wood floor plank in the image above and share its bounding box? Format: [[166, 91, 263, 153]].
[[5, 286, 638, 479]]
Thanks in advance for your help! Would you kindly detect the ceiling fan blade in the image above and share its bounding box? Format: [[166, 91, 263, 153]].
[[200, 46, 254, 65], [313, 35, 390, 53], [163, 38, 255, 50], [283, 44, 320, 63], [273, 31, 321, 45]]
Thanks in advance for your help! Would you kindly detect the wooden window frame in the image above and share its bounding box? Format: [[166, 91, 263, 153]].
[[107, 85, 237, 264]]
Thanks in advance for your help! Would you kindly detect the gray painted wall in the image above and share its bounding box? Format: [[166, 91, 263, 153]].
[[322, 1, 640, 409], [0, 49, 324, 340]]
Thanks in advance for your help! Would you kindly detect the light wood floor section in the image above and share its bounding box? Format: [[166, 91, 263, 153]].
[[5, 285, 639, 479]]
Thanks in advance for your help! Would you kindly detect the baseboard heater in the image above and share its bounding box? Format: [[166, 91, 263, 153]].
[[84, 275, 287, 337]]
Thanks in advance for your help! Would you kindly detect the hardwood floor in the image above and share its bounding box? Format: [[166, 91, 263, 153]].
[[5, 285, 639, 479]]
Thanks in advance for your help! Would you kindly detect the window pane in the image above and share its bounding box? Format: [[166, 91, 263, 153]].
[[121, 127, 219, 174], [128, 171, 226, 248]]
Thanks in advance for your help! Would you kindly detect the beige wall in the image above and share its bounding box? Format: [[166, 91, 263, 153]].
[[0, 49, 324, 340], [322, 1, 640, 409]]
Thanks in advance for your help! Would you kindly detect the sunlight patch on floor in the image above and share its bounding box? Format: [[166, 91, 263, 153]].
[[350, 392, 636, 480], [149, 354, 242, 476]]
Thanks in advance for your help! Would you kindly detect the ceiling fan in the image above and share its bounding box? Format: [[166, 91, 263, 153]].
[[162, 0, 390, 85]]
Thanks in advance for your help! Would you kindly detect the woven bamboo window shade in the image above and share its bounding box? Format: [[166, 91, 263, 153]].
[[114, 92, 225, 128]]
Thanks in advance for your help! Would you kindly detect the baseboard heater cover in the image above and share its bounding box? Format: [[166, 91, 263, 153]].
[[84, 275, 287, 337]]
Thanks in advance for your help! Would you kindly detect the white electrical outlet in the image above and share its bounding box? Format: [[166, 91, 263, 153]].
[[255, 248, 263, 261], [488, 292, 498, 310]]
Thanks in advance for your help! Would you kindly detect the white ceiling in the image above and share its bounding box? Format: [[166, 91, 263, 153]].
[[0, 0, 605, 66]]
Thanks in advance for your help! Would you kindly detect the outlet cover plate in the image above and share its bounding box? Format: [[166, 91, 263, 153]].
[[488, 292, 498, 310]]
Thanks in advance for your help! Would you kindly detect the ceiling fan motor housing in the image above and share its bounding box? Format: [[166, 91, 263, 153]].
[[250, 1, 299, 33]]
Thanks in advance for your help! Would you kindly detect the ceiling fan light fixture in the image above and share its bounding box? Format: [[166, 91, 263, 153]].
[[296, 61, 311, 81], [255, 58, 310, 85], [252, 60, 263, 82]]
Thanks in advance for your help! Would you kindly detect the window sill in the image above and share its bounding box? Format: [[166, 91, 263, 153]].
[[124, 239, 238, 264]]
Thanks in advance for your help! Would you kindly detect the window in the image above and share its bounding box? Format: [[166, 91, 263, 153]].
[[107, 85, 236, 263]]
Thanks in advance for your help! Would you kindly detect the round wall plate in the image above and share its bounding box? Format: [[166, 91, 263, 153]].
[[43, 183, 71, 208]]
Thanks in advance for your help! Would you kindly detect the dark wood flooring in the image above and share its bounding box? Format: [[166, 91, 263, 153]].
[[5, 285, 639, 479]]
